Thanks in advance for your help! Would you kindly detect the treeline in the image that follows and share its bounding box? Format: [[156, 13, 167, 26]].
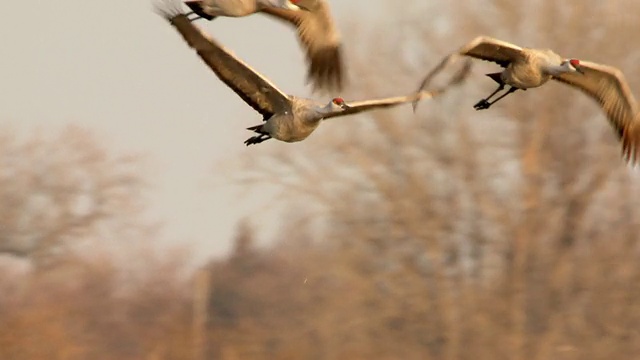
[[1, 0, 640, 359]]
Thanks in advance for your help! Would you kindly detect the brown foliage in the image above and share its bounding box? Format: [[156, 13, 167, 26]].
[[222, 0, 640, 359], [2, 1, 640, 359], [0, 253, 194, 360], [0, 128, 193, 360]]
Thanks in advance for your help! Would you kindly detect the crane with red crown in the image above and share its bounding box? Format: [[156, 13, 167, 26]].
[[414, 36, 640, 165]]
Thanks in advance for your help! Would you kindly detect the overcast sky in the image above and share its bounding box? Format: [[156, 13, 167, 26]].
[[0, 0, 389, 264]]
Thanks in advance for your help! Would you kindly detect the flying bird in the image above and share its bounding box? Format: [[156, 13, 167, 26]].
[[414, 36, 640, 164], [184, 0, 300, 18], [156, 0, 470, 146], [183, 0, 344, 93]]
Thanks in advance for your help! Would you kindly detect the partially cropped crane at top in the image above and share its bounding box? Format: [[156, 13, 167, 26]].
[[155, 0, 471, 146], [414, 36, 640, 165], [184, 0, 300, 18], [182, 0, 344, 93]]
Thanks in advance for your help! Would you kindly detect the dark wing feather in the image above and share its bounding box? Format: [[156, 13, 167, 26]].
[[412, 36, 521, 109], [183, 1, 215, 20], [554, 61, 640, 163], [460, 36, 525, 68], [260, 0, 344, 93], [165, 13, 291, 120]]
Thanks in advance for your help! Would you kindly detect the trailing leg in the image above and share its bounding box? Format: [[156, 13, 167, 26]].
[[474, 83, 505, 110], [244, 124, 271, 146], [244, 134, 271, 146], [486, 86, 519, 107]]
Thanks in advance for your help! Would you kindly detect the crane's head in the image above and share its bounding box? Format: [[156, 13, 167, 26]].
[[330, 97, 350, 110], [563, 58, 585, 74]]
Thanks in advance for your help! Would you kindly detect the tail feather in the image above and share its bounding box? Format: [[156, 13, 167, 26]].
[[486, 72, 504, 85], [246, 124, 264, 133]]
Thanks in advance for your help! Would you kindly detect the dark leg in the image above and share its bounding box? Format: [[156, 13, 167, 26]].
[[474, 83, 505, 110], [244, 134, 272, 146], [485, 86, 519, 108]]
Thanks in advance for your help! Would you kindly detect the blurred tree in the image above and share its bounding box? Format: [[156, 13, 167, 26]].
[[0, 125, 195, 360], [0, 125, 144, 268], [226, 0, 640, 359]]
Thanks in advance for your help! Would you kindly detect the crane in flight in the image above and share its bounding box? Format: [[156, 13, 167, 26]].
[[156, 0, 471, 146], [183, 0, 345, 93], [414, 36, 640, 165]]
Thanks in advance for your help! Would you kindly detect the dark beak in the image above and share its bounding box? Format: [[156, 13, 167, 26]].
[[576, 67, 585, 75], [341, 103, 351, 110]]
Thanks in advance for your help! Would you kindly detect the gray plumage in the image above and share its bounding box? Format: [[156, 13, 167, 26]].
[[184, 0, 290, 17], [184, 0, 344, 92], [156, 0, 470, 145], [415, 36, 640, 165]]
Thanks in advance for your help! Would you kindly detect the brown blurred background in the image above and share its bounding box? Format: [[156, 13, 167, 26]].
[[1, 0, 640, 359]]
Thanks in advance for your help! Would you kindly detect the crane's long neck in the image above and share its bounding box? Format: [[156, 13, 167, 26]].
[[307, 103, 337, 121], [543, 62, 572, 76]]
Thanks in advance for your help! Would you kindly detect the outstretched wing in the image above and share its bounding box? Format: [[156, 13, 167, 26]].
[[459, 36, 525, 68], [412, 36, 522, 110], [554, 61, 640, 163], [261, 0, 344, 93], [419, 36, 523, 94], [412, 57, 473, 110], [158, 5, 291, 119]]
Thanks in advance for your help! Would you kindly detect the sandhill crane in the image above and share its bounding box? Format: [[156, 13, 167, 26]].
[[414, 36, 640, 164], [156, 0, 470, 146], [184, 0, 299, 18], [183, 0, 344, 93]]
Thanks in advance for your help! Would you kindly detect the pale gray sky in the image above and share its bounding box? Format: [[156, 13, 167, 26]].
[[0, 0, 384, 263]]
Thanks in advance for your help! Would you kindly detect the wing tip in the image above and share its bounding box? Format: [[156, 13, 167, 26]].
[[413, 57, 472, 112], [307, 45, 345, 94], [622, 122, 640, 166]]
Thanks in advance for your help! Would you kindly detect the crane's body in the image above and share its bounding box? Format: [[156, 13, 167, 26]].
[[155, 0, 469, 145], [247, 93, 447, 145], [247, 97, 326, 144], [184, 0, 297, 18], [416, 35, 640, 165], [183, 0, 345, 92], [499, 48, 563, 89]]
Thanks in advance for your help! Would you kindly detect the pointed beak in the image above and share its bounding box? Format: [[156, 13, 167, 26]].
[[341, 103, 351, 110], [576, 67, 585, 75]]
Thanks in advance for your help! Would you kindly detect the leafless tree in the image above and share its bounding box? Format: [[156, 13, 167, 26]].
[[226, 0, 640, 358], [0, 126, 145, 268]]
